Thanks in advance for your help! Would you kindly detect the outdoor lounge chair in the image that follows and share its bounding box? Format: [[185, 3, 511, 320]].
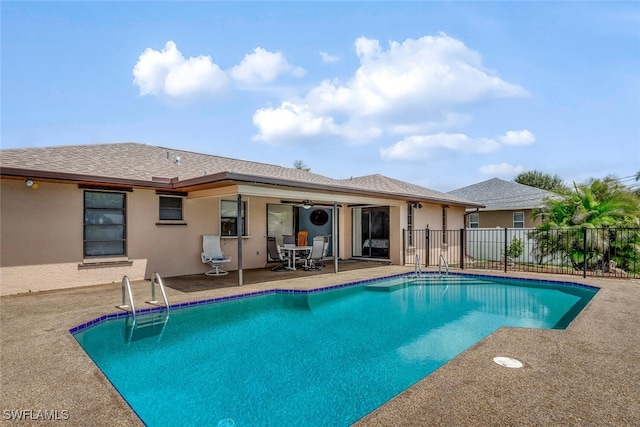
[[266, 236, 290, 271], [303, 236, 326, 271], [201, 235, 231, 276]]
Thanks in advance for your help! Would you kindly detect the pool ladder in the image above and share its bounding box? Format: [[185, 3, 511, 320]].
[[438, 254, 449, 276], [118, 273, 170, 343], [414, 254, 422, 278]]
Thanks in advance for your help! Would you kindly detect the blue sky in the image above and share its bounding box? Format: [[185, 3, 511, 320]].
[[2, 1, 639, 191]]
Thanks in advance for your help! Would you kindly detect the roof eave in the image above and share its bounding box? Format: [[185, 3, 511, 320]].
[[0, 167, 174, 189], [1, 167, 484, 207]]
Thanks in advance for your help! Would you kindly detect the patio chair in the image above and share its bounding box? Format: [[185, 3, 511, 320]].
[[201, 235, 231, 276], [303, 236, 326, 271], [296, 230, 310, 259], [266, 237, 290, 271], [319, 235, 329, 267], [283, 234, 296, 246], [297, 231, 308, 247]]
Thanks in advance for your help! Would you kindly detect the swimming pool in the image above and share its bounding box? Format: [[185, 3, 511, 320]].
[[72, 273, 597, 426]]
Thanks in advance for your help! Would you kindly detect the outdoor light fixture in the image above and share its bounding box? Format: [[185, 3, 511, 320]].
[[302, 199, 314, 210], [25, 179, 39, 190], [409, 201, 422, 209]]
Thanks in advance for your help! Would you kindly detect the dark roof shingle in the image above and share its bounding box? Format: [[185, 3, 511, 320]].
[[1, 142, 481, 207], [448, 177, 557, 210]]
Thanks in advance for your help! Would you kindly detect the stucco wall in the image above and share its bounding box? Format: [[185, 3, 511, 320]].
[[0, 178, 471, 294], [476, 209, 537, 228], [1, 180, 83, 266], [0, 181, 289, 295]]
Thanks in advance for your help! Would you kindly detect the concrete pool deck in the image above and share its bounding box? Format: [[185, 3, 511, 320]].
[[1, 267, 639, 426]]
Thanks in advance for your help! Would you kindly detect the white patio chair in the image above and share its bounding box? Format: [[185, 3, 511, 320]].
[[303, 236, 326, 271], [201, 235, 231, 276]]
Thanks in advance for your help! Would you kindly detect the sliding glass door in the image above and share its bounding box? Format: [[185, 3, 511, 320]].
[[267, 204, 294, 245], [352, 206, 389, 259]]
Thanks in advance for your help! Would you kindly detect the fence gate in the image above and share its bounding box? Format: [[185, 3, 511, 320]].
[[403, 229, 463, 268]]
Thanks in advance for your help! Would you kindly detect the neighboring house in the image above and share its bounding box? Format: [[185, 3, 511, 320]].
[[0, 142, 481, 295], [448, 177, 557, 229]]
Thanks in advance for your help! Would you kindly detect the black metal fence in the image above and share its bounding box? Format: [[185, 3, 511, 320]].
[[403, 227, 640, 279]]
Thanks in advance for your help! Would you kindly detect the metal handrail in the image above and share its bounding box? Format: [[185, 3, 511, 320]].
[[438, 254, 449, 276], [118, 275, 137, 323], [414, 254, 422, 277], [149, 272, 170, 314]]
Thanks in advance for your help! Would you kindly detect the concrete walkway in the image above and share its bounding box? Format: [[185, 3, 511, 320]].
[[1, 267, 639, 426]]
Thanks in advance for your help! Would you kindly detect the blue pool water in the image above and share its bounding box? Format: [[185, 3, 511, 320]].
[[73, 274, 596, 426]]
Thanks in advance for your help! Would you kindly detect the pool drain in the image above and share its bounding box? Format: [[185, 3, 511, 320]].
[[493, 356, 523, 368]]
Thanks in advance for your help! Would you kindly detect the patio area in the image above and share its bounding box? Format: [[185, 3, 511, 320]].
[[164, 259, 391, 292], [1, 266, 639, 426]]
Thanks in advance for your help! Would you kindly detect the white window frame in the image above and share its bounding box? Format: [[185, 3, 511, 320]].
[[468, 213, 479, 228], [513, 212, 525, 228]]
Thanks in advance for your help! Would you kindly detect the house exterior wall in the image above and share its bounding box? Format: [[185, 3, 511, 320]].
[[1, 179, 83, 266], [0, 182, 293, 295], [0, 177, 471, 295], [474, 209, 538, 228]]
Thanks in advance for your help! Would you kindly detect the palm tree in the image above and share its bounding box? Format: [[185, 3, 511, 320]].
[[529, 176, 640, 271], [293, 160, 310, 172]]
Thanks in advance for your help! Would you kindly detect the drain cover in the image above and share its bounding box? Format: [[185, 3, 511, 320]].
[[493, 356, 523, 368]]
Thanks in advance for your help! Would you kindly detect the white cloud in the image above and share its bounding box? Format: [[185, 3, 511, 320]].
[[320, 51, 340, 63], [254, 33, 529, 143], [133, 42, 304, 99], [252, 101, 383, 143], [379, 133, 500, 161], [252, 102, 337, 143], [133, 41, 228, 99], [229, 47, 305, 85], [479, 162, 525, 176], [500, 129, 535, 145]]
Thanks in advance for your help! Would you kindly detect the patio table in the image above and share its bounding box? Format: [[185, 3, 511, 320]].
[[281, 245, 312, 270]]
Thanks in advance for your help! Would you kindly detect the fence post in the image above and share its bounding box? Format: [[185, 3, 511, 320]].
[[583, 227, 587, 278], [460, 228, 465, 269], [426, 227, 430, 266], [402, 229, 406, 266], [504, 227, 508, 273]]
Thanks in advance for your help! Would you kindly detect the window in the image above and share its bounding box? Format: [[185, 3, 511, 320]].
[[159, 196, 183, 220], [84, 191, 126, 257], [221, 200, 246, 236], [513, 212, 525, 228], [469, 213, 479, 228]]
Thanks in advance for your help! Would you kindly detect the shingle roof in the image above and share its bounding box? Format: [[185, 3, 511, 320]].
[[339, 174, 478, 205], [0, 142, 481, 207], [0, 142, 335, 185], [448, 177, 557, 210]]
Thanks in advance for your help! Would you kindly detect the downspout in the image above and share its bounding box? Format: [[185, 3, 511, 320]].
[[463, 208, 479, 228], [333, 201, 339, 274], [237, 194, 243, 286], [462, 208, 480, 263]]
